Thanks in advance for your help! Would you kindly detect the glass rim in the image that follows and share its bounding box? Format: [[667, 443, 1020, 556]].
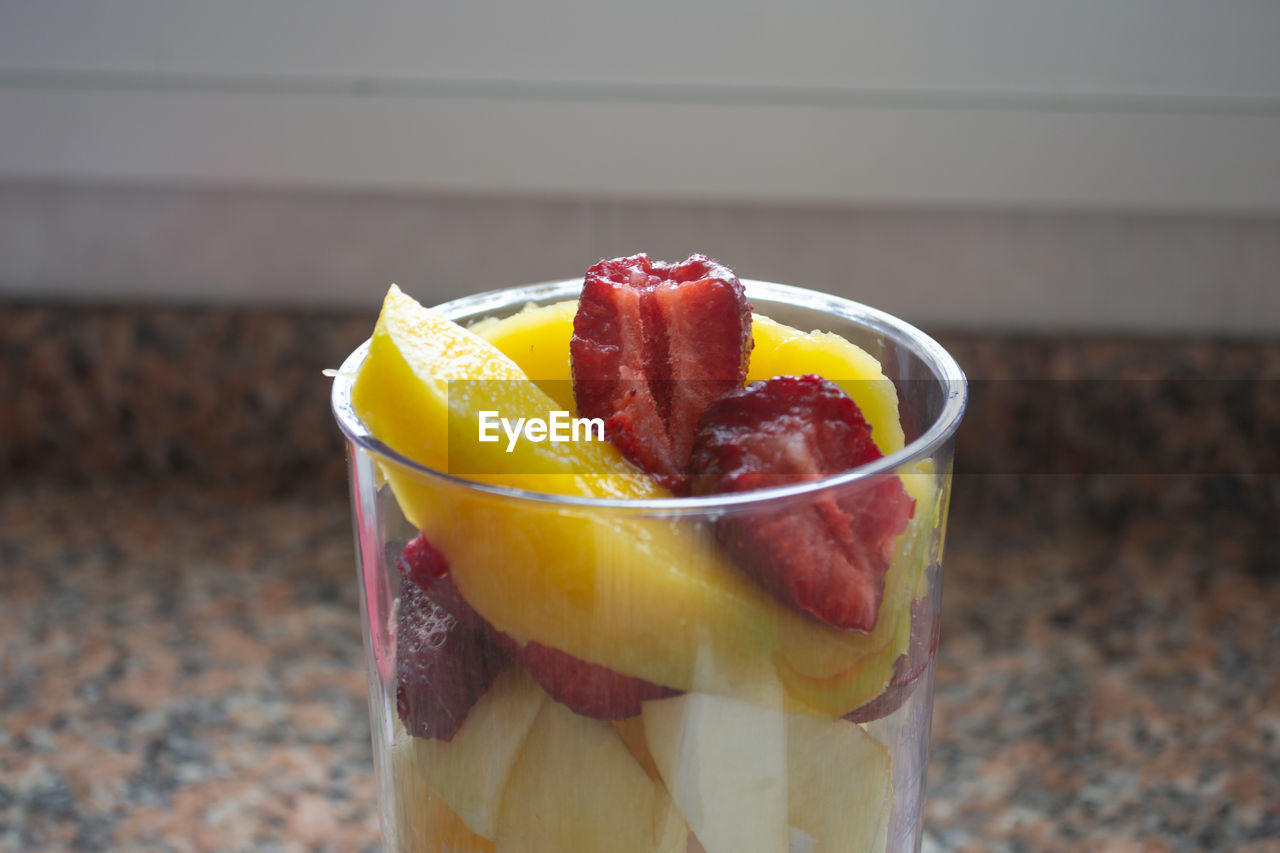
[[330, 277, 967, 512]]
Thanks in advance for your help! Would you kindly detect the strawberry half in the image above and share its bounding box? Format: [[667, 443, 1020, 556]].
[[571, 253, 752, 490], [397, 536, 677, 724], [498, 637, 679, 720], [395, 535, 489, 632], [394, 536, 508, 741], [688, 375, 915, 633]]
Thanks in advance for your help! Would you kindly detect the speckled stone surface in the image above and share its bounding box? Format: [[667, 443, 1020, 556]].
[[926, 475, 1280, 852], [0, 302, 371, 485], [2, 301, 1277, 851], [0, 481, 378, 852]]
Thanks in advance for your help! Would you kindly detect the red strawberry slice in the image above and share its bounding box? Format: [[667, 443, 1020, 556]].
[[571, 253, 752, 490], [396, 535, 488, 631], [688, 375, 915, 632], [394, 536, 508, 741], [498, 637, 679, 720], [397, 535, 677, 724]]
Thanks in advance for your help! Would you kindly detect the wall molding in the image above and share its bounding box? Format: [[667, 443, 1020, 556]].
[[3, 77, 1280, 213], [4, 1, 1279, 211]]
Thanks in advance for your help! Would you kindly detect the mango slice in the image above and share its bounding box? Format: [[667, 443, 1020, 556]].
[[352, 285, 933, 715], [474, 299, 903, 451], [352, 286, 653, 500], [747, 314, 904, 456], [470, 299, 577, 412], [476, 300, 934, 513], [472, 294, 940, 715]]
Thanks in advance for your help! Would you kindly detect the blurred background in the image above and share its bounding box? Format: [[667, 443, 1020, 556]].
[[1, 0, 1279, 329], [2, 2, 1277, 851]]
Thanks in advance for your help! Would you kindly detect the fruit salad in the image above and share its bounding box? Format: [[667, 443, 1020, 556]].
[[336, 255, 954, 853]]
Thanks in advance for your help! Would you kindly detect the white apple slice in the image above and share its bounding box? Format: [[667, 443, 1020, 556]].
[[789, 828, 818, 853], [642, 692, 789, 853], [496, 698, 686, 853], [403, 666, 547, 839], [786, 714, 891, 853]]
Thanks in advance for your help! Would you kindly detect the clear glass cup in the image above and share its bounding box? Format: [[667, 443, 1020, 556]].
[[331, 278, 966, 853]]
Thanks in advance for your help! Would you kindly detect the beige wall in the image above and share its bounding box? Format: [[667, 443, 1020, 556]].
[[2, 182, 1277, 334], [2, 3, 1278, 331], [3, 2, 1280, 211]]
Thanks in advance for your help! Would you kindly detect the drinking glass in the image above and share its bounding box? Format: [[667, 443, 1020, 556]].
[[331, 278, 967, 852]]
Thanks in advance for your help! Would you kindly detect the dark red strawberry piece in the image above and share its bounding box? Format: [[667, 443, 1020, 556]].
[[497, 636, 679, 720], [844, 596, 939, 723], [571, 253, 752, 490], [396, 535, 487, 631], [396, 535, 675, 724], [394, 537, 507, 741], [688, 375, 915, 632]]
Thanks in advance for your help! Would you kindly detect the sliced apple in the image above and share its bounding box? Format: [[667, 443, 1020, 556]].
[[787, 714, 892, 853], [389, 732, 496, 851], [402, 666, 546, 839], [790, 829, 818, 853], [642, 691, 790, 853], [396, 788, 496, 853], [496, 698, 687, 853], [611, 715, 663, 781], [643, 695, 893, 853]]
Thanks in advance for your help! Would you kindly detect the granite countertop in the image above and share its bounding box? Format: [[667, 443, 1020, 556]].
[[1, 302, 1277, 851]]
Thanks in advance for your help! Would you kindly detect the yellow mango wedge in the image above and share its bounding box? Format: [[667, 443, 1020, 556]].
[[747, 315, 904, 455], [352, 286, 652, 499], [352, 285, 930, 715], [473, 294, 941, 715], [469, 300, 577, 412], [474, 300, 903, 452]]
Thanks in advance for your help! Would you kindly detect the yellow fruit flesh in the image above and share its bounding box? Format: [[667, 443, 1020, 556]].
[[353, 286, 935, 715], [477, 296, 941, 713], [497, 698, 687, 853], [642, 690, 790, 853], [472, 300, 575, 407], [785, 713, 891, 853], [747, 314, 905, 456], [420, 797, 496, 853], [400, 667, 547, 840], [353, 286, 654, 499], [611, 716, 664, 781], [469, 299, 578, 412], [474, 300, 904, 451], [389, 738, 497, 852], [392, 669, 687, 852], [639, 691, 893, 853]]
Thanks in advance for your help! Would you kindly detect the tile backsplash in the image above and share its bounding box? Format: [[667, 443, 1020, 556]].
[[4, 300, 1276, 495]]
